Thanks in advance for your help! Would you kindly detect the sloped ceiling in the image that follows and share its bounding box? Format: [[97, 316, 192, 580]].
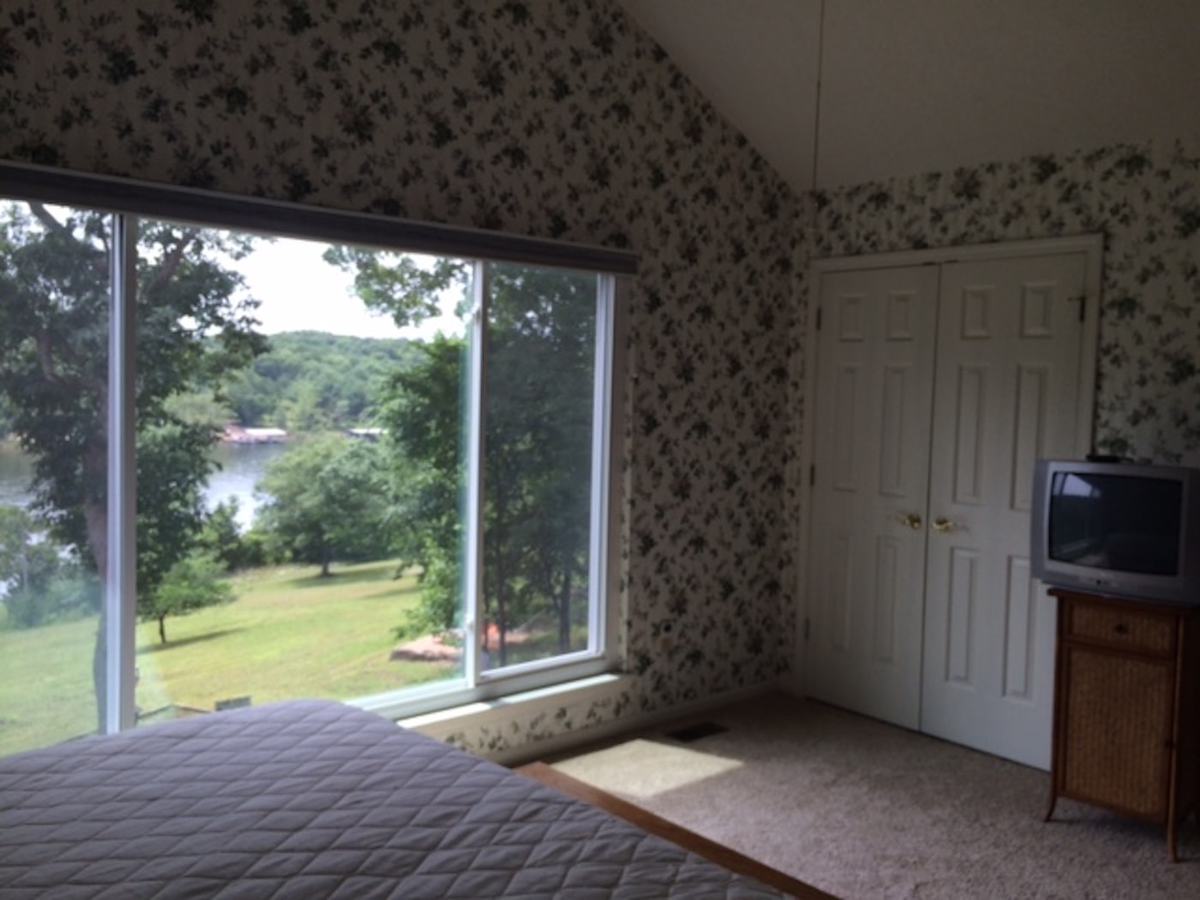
[[620, 0, 1200, 192], [617, 0, 821, 195]]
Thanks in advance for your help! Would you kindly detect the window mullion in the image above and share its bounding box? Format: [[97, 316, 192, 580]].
[[463, 260, 488, 689], [587, 275, 615, 657], [105, 212, 137, 734]]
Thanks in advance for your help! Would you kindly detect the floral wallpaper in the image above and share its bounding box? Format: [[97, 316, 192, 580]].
[[0, 1, 798, 754], [782, 140, 1200, 670], [798, 139, 1200, 467]]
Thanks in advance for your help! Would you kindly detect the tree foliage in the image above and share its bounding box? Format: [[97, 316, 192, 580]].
[[0, 506, 94, 629], [323, 246, 465, 326], [381, 336, 468, 637], [219, 331, 421, 431], [342, 256, 597, 666], [144, 551, 233, 644], [196, 498, 271, 571], [256, 435, 393, 576]]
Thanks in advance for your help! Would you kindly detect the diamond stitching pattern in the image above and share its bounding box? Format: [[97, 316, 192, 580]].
[[1, 701, 783, 898]]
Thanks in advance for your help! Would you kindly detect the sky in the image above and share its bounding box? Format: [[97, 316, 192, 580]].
[[16, 201, 467, 342], [234, 237, 466, 341]]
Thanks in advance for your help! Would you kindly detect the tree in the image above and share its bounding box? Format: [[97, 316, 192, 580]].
[[163, 389, 235, 429], [256, 435, 393, 576], [322, 246, 462, 326], [196, 498, 267, 572], [468, 264, 596, 664], [0, 201, 264, 727], [0, 506, 72, 628], [330, 251, 596, 666], [379, 336, 466, 630], [144, 551, 233, 644]]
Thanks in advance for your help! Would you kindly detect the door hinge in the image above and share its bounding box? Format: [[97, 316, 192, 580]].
[[809, 464, 815, 486], [815, 306, 822, 331], [804, 617, 811, 641]]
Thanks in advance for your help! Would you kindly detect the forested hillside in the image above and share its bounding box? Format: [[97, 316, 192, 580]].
[[170, 332, 420, 432]]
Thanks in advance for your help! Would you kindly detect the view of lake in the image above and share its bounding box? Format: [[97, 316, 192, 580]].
[[0, 442, 33, 510], [0, 440, 288, 531]]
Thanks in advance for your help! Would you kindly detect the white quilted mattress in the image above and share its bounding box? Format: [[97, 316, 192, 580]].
[[0, 699, 786, 898]]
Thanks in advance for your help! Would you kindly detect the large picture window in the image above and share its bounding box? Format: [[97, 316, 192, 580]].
[[0, 169, 627, 757]]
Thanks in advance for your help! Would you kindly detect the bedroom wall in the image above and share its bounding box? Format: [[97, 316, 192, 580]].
[[789, 137, 1200, 687], [799, 139, 1200, 466], [0, 0, 799, 754]]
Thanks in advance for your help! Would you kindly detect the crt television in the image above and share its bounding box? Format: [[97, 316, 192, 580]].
[[1031, 459, 1200, 605]]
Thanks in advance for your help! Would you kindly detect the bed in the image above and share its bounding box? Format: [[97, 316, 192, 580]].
[[0, 700, 789, 898]]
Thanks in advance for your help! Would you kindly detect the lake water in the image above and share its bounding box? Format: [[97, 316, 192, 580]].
[[205, 442, 289, 530], [0, 440, 288, 531], [0, 443, 34, 509]]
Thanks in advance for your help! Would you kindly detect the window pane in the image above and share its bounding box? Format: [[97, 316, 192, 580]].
[[481, 264, 599, 671], [131, 222, 472, 723], [0, 200, 109, 756]]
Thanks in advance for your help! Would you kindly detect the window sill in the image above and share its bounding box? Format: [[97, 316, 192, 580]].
[[397, 671, 632, 755]]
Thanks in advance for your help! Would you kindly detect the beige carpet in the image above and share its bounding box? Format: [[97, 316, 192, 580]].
[[547, 693, 1200, 899]]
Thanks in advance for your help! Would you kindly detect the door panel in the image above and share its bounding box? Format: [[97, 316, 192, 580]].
[[920, 253, 1087, 769], [805, 266, 939, 728]]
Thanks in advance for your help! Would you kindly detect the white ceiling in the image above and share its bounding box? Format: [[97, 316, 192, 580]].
[[620, 0, 1200, 193]]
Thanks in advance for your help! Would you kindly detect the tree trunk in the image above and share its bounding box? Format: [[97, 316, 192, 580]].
[[158, 614, 167, 644], [493, 538, 509, 668], [558, 567, 572, 654], [84, 491, 109, 735], [497, 591, 508, 667]]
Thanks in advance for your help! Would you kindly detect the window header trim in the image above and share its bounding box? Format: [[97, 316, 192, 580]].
[[0, 161, 640, 275]]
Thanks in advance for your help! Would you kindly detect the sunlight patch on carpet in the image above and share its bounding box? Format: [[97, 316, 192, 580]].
[[552, 738, 743, 800]]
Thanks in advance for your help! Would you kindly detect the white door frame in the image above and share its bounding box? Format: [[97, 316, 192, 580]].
[[793, 234, 1103, 696]]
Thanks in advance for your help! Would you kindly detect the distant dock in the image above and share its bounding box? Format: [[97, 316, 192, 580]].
[[221, 426, 288, 445]]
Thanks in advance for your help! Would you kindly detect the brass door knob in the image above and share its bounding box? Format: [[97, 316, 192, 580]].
[[931, 517, 957, 533], [895, 512, 923, 530]]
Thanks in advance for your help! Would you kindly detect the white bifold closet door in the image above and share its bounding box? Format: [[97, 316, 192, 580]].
[[804, 266, 940, 729], [920, 255, 1087, 768], [805, 251, 1089, 768]]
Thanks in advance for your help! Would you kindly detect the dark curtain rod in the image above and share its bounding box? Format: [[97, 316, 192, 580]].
[[0, 161, 639, 276]]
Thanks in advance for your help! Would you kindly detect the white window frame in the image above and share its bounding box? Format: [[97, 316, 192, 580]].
[[0, 162, 634, 733], [104, 212, 138, 735], [360, 266, 620, 720]]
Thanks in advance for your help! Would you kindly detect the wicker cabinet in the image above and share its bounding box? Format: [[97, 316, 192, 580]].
[[1046, 589, 1200, 860]]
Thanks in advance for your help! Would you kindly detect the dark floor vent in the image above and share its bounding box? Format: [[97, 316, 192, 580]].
[[665, 721, 729, 743]]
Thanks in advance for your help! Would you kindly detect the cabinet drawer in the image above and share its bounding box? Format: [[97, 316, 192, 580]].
[[1065, 600, 1176, 657]]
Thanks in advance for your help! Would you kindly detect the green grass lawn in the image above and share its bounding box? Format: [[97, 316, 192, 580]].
[[0, 611, 101, 758], [0, 560, 457, 758]]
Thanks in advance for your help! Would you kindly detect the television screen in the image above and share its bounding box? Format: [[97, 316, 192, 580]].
[[1048, 472, 1182, 575]]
